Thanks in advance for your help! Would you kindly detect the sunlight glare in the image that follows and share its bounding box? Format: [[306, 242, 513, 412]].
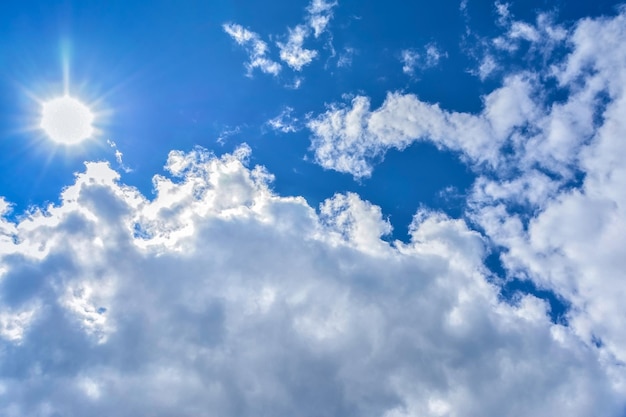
[[40, 96, 94, 145]]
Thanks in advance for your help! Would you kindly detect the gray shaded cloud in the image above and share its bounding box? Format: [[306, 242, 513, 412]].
[[0, 146, 621, 416]]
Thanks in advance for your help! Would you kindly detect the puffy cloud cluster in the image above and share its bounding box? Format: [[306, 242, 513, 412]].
[[0, 146, 622, 415], [307, 4, 626, 399], [470, 8, 626, 377]]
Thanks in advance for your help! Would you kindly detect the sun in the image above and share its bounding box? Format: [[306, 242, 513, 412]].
[[40, 95, 95, 145]]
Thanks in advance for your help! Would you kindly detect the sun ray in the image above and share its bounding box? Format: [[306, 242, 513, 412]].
[[61, 38, 71, 96]]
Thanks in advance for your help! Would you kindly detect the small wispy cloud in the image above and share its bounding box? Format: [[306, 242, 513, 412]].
[[107, 140, 132, 173], [466, 1, 567, 79], [216, 125, 242, 145], [224, 0, 339, 78], [477, 54, 497, 80], [223, 23, 282, 76], [285, 77, 304, 90], [401, 43, 446, 76], [267, 107, 300, 133], [337, 47, 356, 68]]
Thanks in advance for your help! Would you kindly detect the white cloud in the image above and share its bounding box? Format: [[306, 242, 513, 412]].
[[492, 2, 540, 51], [0, 146, 622, 415], [223, 23, 282, 76], [277, 25, 319, 71], [285, 76, 304, 89], [337, 47, 355, 68], [267, 107, 300, 133], [307, 73, 537, 178], [425, 44, 445, 66], [477, 54, 497, 79], [468, 9, 626, 379], [466, 2, 567, 79], [491, 12, 565, 53], [0, 304, 39, 343], [401, 49, 420, 75], [276, 0, 338, 71], [224, 0, 338, 76], [4, 3, 626, 416], [216, 125, 242, 145], [308, 5, 626, 395], [401, 44, 446, 76], [307, 0, 338, 37], [107, 140, 132, 173], [495, 1, 511, 25]]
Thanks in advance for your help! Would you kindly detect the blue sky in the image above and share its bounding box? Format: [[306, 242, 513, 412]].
[[1, 0, 626, 415]]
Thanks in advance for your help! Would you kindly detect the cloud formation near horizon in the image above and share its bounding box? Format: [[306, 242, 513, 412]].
[[0, 146, 622, 416]]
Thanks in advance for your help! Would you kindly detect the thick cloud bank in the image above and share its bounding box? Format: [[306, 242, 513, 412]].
[[0, 146, 623, 416]]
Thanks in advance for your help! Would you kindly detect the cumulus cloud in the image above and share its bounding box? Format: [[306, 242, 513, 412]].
[[468, 8, 626, 377], [306, 5, 608, 180], [223, 23, 282, 76], [4, 4, 626, 416], [307, 5, 626, 396], [0, 146, 622, 415], [307, 73, 537, 178]]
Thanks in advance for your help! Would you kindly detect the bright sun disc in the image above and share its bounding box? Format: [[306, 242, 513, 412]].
[[40, 96, 94, 144]]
